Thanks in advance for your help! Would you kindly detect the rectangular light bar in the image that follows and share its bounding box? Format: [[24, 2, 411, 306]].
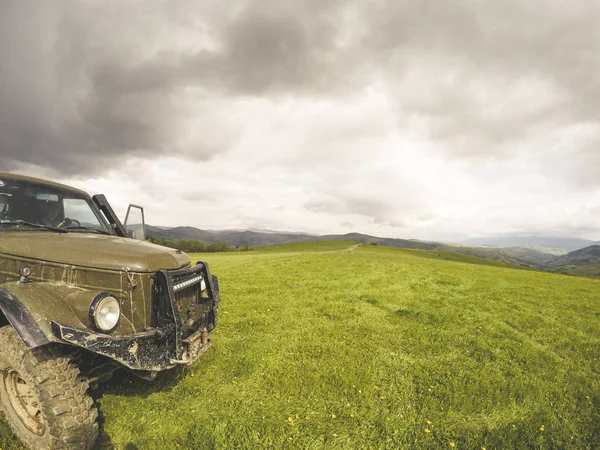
[[172, 275, 203, 293]]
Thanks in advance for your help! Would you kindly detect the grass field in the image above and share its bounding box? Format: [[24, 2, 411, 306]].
[[2, 241, 600, 449]]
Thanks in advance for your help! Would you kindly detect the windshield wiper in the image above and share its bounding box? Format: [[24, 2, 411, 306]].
[[65, 225, 111, 235], [0, 220, 68, 233]]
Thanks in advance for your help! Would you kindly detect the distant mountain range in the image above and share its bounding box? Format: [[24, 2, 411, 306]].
[[146, 225, 600, 278], [147, 225, 445, 250], [146, 225, 318, 247], [461, 235, 598, 254]]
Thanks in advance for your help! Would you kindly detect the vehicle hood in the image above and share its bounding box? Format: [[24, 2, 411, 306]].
[[0, 232, 191, 272]]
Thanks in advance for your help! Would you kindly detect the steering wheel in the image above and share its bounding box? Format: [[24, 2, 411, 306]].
[[57, 218, 81, 228]]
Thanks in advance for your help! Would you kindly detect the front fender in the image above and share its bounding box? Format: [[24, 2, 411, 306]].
[[0, 286, 55, 348]]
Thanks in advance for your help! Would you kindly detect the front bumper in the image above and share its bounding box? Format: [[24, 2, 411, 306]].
[[51, 322, 212, 371]]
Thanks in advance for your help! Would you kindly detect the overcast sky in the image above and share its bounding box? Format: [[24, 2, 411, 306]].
[[2, 0, 600, 242]]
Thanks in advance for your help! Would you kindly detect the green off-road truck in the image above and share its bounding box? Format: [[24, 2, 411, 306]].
[[0, 172, 219, 449]]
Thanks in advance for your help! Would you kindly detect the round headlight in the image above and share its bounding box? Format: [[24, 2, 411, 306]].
[[90, 293, 120, 332]]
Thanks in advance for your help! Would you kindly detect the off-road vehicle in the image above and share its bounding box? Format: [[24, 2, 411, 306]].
[[0, 172, 219, 449]]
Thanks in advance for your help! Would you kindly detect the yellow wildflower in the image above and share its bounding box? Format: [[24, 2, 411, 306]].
[[426, 420, 432, 425], [540, 425, 545, 431], [331, 414, 336, 419], [424, 428, 431, 433], [449, 443, 455, 448]]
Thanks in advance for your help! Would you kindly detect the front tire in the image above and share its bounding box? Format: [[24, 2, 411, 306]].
[[0, 326, 98, 449]]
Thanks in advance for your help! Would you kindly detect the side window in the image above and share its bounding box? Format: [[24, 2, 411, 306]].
[[63, 198, 103, 228]]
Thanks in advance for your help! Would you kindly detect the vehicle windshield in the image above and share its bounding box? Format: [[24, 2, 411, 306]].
[[0, 177, 113, 234]]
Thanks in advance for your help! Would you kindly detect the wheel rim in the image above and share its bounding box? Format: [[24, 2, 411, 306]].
[[2, 368, 46, 435]]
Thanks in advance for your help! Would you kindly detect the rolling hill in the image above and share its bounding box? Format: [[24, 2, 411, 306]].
[[448, 245, 556, 269], [462, 235, 596, 253], [545, 244, 600, 278]]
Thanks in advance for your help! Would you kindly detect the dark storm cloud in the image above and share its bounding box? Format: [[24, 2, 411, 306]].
[[2, 0, 599, 182], [0, 1, 230, 174], [122, 3, 357, 95], [0, 0, 355, 174]]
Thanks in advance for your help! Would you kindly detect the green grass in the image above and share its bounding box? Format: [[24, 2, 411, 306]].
[[2, 241, 600, 449], [359, 244, 524, 270], [252, 240, 359, 253]]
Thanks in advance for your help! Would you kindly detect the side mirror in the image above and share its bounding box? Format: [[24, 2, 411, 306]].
[[124, 204, 146, 241]]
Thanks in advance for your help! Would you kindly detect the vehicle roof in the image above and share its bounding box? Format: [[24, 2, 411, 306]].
[[0, 172, 89, 197]]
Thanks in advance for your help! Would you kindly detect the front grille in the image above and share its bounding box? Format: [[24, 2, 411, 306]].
[[171, 271, 209, 336], [152, 263, 218, 340]]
